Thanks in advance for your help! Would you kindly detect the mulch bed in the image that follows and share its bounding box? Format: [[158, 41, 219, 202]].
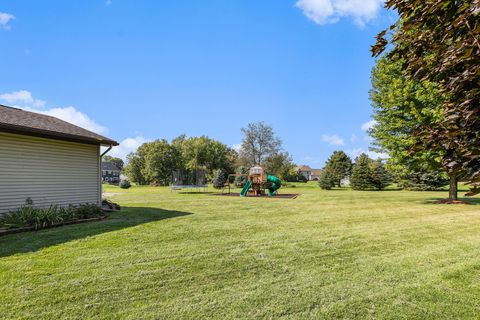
[[0, 215, 110, 237], [214, 193, 299, 199]]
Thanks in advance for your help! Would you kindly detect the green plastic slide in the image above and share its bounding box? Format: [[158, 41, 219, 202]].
[[267, 174, 282, 196], [240, 180, 252, 197]]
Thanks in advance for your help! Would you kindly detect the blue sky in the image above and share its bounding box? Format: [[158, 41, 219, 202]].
[[0, 0, 392, 167]]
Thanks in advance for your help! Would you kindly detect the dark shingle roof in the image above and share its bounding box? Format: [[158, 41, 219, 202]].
[[102, 162, 121, 171], [0, 104, 118, 146]]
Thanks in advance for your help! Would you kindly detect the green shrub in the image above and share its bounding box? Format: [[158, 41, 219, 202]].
[[212, 169, 226, 189], [0, 199, 104, 230], [119, 179, 131, 189], [319, 168, 336, 190], [234, 166, 248, 188], [399, 171, 449, 191], [73, 204, 103, 219]]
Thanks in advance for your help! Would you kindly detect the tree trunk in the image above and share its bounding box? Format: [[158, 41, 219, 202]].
[[448, 175, 458, 201]]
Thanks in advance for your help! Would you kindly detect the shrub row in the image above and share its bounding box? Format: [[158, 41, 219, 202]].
[[0, 200, 104, 230]]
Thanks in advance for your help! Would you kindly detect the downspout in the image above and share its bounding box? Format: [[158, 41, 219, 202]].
[[101, 145, 113, 158], [99, 145, 113, 207]]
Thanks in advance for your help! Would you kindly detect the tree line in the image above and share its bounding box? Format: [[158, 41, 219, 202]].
[[318, 151, 391, 191], [123, 122, 306, 186]]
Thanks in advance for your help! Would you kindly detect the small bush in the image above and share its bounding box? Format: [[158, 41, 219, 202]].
[[319, 168, 336, 190], [0, 199, 104, 230], [212, 170, 227, 189], [119, 179, 131, 189]]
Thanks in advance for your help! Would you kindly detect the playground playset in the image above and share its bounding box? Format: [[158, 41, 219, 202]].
[[170, 166, 297, 199], [222, 166, 286, 197]]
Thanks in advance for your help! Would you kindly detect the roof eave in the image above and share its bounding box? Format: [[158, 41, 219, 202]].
[[0, 124, 119, 146]]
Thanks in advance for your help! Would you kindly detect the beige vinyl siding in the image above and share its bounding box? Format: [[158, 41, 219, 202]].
[[0, 132, 100, 213]]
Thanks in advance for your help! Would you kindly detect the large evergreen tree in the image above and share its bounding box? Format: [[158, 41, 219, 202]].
[[323, 151, 353, 187], [370, 160, 392, 191], [350, 154, 374, 191]]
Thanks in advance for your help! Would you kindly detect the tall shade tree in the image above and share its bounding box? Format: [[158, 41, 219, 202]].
[[141, 140, 182, 186], [172, 135, 236, 175], [239, 122, 282, 167], [369, 55, 447, 190], [323, 151, 353, 187], [372, 0, 480, 199], [263, 152, 296, 181], [125, 152, 147, 185]]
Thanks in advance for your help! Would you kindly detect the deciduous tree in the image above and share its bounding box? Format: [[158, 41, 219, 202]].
[[372, 0, 480, 199], [369, 55, 447, 191], [239, 122, 282, 167]]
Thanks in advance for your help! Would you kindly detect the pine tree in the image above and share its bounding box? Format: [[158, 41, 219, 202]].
[[350, 154, 373, 190], [318, 167, 335, 190], [324, 151, 353, 187], [212, 169, 226, 189], [234, 166, 248, 188], [370, 160, 391, 190]]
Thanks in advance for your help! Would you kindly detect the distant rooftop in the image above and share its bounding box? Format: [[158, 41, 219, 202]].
[[297, 165, 312, 171], [0, 104, 118, 146], [102, 162, 121, 171]]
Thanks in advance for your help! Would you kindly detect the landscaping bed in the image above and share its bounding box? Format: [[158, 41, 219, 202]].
[[0, 200, 117, 236], [0, 215, 109, 236]]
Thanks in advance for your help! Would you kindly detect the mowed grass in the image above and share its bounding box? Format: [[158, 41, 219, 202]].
[[1, 183, 480, 319]]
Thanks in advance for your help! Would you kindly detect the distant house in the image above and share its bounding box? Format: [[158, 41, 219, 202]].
[[310, 169, 322, 181], [0, 105, 118, 214], [297, 165, 322, 181], [102, 162, 121, 184]]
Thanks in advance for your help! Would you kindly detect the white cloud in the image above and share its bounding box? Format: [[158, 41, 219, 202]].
[[232, 144, 242, 152], [347, 148, 388, 160], [0, 12, 14, 30], [350, 134, 358, 143], [361, 119, 377, 131], [0, 90, 107, 134], [37, 106, 107, 134], [108, 136, 149, 160], [322, 134, 345, 146], [296, 0, 383, 27], [0, 90, 45, 108]]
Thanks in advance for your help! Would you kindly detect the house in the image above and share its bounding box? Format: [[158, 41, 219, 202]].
[[0, 105, 118, 214], [297, 165, 322, 181], [310, 169, 322, 181], [102, 162, 121, 184]]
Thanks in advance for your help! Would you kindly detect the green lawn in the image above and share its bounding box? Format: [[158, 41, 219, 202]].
[[1, 183, 480, 319]]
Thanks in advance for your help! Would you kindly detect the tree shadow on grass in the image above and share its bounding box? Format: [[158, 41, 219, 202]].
[[423, 198, 480, 205], [0, 207, 192, 258]]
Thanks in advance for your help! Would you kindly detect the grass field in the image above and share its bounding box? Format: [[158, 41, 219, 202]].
[[1, 183, 480, 319]]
